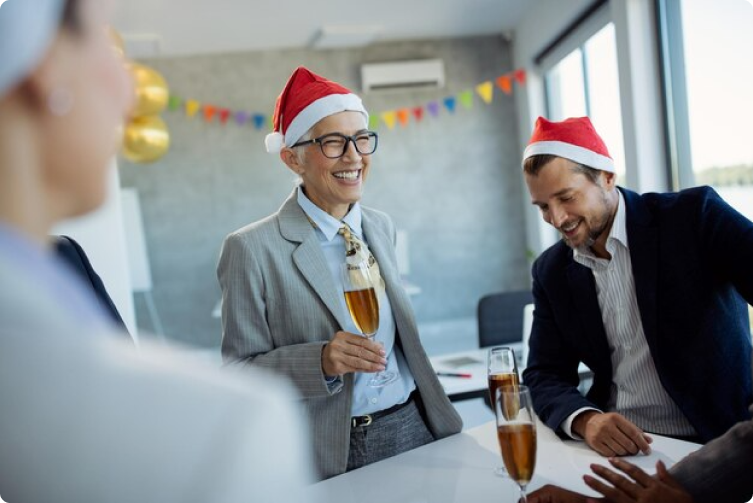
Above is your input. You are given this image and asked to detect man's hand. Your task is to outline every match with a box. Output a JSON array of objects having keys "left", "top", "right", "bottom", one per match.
[
  {"left": 526, "top": 484, "right": 592, "bottom": 503},
  {"left": 321, "top": 331, "right": 386, "bottom": 376},
  {"left": 573, "top": 411, "right": 653, "bottom": 456},
  {"left": 584, "top": 458, "right": 694, "bottom": 503}
]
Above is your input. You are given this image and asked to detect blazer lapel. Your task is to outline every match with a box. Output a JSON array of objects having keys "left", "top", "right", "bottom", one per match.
[
  {"left": 278, "top": 189, "right": 349, "bottom": 330},
  {"left": 622, "top": 188, "right": 659, "bottom": 352},
  {"left": 566, "top": 261, "right": 611, "bottom": 359}
]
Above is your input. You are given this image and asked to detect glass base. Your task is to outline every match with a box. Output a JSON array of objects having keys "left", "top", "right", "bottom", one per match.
[{"left": 368, "top": 370, "right": 398, "bottom": 388}]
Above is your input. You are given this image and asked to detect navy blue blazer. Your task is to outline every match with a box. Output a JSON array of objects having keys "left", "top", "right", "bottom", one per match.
[
  {"left": 54, "top": 235, "right": 130, "bottom": 338},
  {"left": 523, "top": 186, "right": 753, "bottom": 443}
]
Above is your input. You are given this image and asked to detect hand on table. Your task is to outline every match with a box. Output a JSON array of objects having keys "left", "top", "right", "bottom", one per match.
[
  {"left": 321, "top": 331, "right": 386, "bottom": 376},
  {"left": 584, "top": 458, "right": 694, "bottom": 503},
  {"left": 526, "top": 484, "right": 593, "bottom": 503},
  {"left": 573, "top": 412, "right": 653, "bottom": 456}
]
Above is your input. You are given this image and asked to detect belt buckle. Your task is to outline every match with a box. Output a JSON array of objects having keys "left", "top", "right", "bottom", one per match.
[{"left": 351, "top": 414, "right": 373, "bottom": 428}]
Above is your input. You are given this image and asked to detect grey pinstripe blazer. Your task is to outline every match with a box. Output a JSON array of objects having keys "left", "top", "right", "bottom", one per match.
[{"left": 218, "top": 188, "right": 462, "bottom": 479}]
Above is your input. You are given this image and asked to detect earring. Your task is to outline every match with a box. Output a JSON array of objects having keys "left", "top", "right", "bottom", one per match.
[{"left": 48, "top": 87, "right": 74, "bottom": 116}]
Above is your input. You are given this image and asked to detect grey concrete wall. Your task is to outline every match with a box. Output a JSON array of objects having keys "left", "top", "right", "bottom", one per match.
[{"left": 119, "top": 35, "right": 530, "bottom": 347}]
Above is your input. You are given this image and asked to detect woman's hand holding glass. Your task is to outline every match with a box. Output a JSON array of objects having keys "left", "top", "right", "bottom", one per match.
[{"left": 321, "top": 331, "right": 386, "bottom": 376}]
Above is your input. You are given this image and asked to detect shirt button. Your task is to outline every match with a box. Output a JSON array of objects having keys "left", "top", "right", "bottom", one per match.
[{"left": 370, "top": 397, "right": 378, "bottom": 404}]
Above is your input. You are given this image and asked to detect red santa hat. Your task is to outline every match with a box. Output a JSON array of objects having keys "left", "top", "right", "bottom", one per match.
[
  {"left": 264, "top": 66, "right": 368, "bottom": 153},
  {"left": 522, "top": 116, "right": 614, "bottom": 173}
]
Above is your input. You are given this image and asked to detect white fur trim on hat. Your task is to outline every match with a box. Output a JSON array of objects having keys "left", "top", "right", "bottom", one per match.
[
  {"left": 265, "top": 131, "right": 284, "bottom": 153},
  {"left": 284, "top": 93, "right": 368, "bottom": 148},
  {"left": 523, "top": 140, "right": 615, "bottom": 173},
  {"left": 0, "top": 0, "right": 65, "bottom": 98}
]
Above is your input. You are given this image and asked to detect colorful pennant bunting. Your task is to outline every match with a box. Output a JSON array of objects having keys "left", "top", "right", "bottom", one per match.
[{"left": 167, "top": 67, "right": 526, "bottom": 133}]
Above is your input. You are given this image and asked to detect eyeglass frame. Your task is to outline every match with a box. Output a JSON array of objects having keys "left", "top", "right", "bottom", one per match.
[{"left": 290, "top": 131, "right": 379, "bottom": 159}]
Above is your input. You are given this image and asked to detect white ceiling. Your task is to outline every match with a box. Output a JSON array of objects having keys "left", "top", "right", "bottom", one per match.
[{"left": 111, "top": 0, "right": 532, "bottom": 58}]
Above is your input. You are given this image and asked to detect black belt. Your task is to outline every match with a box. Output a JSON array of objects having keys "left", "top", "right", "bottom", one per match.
[{"left": 351, "top": 392, "right": 416, "bottom": 428}]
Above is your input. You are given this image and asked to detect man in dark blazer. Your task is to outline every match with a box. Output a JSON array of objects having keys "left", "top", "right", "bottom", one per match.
[
  {"left": 521, "top": 117, "right": 752, "bottom": 457},
  {"left": 54, "top": 235, "right": 130, "bottom": 337}
]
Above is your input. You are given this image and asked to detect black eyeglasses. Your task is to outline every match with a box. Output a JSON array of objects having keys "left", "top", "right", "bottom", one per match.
[{"left": 291, "top": 131, "right": 378, "bottom": 159}]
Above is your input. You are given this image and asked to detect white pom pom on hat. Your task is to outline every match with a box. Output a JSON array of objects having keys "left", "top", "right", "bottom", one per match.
[
  {"left": 522, "top": 116, "right": 615, "bottom": 173},
  {"left": 265, "top": 66, "right": 368, "bottom": 154}
]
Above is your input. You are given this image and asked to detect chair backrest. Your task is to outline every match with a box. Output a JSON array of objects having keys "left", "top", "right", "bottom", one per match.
[
  {"left": 477, "top": 290, "right": 534, "bottom": 348},
  {"left": 521, "top": 303, "right": 535, "bottom": 367}
]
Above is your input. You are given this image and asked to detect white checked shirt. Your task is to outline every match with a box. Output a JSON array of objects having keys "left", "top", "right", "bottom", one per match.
[{"left": 563, "top": 190, "right": 696, "bottom": 438}]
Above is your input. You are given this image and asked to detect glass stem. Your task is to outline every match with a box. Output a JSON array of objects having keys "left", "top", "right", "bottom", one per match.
[{"left": 519, "top": 484, "right": 528, "bottom": 503}]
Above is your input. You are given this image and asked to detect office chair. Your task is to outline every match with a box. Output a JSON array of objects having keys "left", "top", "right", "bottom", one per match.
[{"left": 477, "top": 290, "right": 533, "bottom": 348}]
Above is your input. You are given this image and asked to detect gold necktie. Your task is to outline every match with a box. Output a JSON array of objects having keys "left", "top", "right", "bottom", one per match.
[{"left": 339, "top": 223, "right": 385, "bottom": 294}]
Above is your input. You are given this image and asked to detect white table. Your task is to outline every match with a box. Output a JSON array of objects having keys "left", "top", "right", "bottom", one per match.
[
  {"left": 309, "top": 420, "right": 701, "bottom": 503},
  {"left": 430, "top": 345, "right": 593, "bottom": 402}
]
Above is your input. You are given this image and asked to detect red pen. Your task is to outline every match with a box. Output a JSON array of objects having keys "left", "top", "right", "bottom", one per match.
[{"left": 436, "top": 372, "right": 472, "bottom": 378}]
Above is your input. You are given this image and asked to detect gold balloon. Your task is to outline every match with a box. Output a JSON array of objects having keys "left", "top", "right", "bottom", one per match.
[
  {"left": 129, "top": 63, "right": 169, "bottom": 117},
  {"left": 121, "top": 115, "right": 170, "bottom": 163}
]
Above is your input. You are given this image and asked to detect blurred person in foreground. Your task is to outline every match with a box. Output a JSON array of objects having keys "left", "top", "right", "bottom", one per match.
[
  {"left": 218, "top": 66, "right": 461, "bottom": 479},
  {"left": 526, "top": 354, "right": 753, "bottom": 503},
  {"left": 522, "top": 116, "right": 752, "bottom": 455},
  {"left": 0, "top": 0, "right": 311, "bottom": 501}
]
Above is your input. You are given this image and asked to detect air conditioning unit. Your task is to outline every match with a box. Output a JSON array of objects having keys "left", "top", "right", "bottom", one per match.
[{"left": 361, "top": 59, "right": 445, "bottom": 93}]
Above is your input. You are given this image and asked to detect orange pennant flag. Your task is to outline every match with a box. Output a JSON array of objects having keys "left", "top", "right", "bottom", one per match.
[
  {"left": 203, "top": 105, "right": 216, "bottom": 122},
  {"left": 496, "top": 75, "right": 512, "bottom": 95},
  {"left": 381, "top": 111, "right": 397, "bottom": 130},
  {"left": 396, "top": 108, "right": 410, "bottom": 127},
  {"left": 476, "top": 81, "right": 494, "bottom": 104},
  {"left": 514, "top": 69, "right": 527, "bottom": 85},
  {"left": 185, "top": 99, "right": 200, "bottom": 118},
  {"left": 412, "top": 106, "right": 424, "bottom": 122},
  {"left": 219, "top": 108, "right": 231, "bottom": 124}
]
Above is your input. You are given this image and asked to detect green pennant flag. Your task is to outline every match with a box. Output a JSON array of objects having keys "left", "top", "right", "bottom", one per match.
[
  {"left": 168, "top": 95, "right": 182, "bottom": 111},
  {"left": 368, "top": 114, "right": 380, "bottom": 130},
  {"left": 459, "top": 90, "right": 474, "bottom": 109}
]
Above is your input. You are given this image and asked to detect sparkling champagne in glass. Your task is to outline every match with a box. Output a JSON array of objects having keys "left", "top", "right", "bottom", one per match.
[
  {"left": 494, "top": 385, "right": 537, "bottom": 503},
  {"left": 341, "top": 260, "right": 397, "bottom": 387},
  {"left": 487, "top": 346, "right": 520, "bottom": 476}
]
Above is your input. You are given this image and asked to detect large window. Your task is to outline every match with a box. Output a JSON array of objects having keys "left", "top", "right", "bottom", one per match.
[
  {"left": 544, "top": 23, "right": 627, "bottom": 180},
  {"left": 660, "top": 0, "right": 753, "bottom": 218}
]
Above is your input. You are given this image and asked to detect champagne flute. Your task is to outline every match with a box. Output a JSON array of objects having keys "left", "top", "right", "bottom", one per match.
[
  {"left": 487, "top": 346, "right": 520, "bottom": 476},
  {"left": 494, "top": 385, "right": 537, "bottom": 503},
  {"left": 341, "top": 260, "right": 398, "bottom": 387}
]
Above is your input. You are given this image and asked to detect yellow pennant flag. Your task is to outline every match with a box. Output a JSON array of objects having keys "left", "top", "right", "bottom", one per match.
[
  {"left": 476, "top": 81, "right": 494, "bottom": 104},
  {"left": 381, "top": 111, "right": 397, "bottom": 130},
  {"left": 185, "top": 99, "right": 200, "bottom": 118}
]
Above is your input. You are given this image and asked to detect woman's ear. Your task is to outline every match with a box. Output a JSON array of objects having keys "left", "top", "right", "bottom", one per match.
[{"left": 280, "top": 147, "right": 303, "bottom": 175}]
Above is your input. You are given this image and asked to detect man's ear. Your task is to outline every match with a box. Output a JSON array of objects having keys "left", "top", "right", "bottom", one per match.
[
  {"left": 601, "top": 170, "right": 617, "bottom": 189},
  {"left": 21, "top": 33, "right": 74, "bottom": 113}
]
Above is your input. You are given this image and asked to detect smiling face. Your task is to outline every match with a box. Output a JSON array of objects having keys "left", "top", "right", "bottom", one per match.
[
  {"left": 282, "top": 110, "right": 370, "bottom": 220},
  {"left": 525, "top": 157, "right": 618, "bottom": 255}
]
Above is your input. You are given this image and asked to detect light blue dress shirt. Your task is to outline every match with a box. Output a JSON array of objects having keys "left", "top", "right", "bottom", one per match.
[
  {"left": 0, "top": 223, "right": 115, "bottom": 334},
  {"left": 297, "top": 189, "right": 416, "bottom": 416}
]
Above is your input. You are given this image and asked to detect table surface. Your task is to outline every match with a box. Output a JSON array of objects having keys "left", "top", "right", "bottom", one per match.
[
  {"left": 430, "top": 345, "right": 592, "bottom": 399},
  {"left": 309, "top": 419, "right": 700, "bottom": 503}
]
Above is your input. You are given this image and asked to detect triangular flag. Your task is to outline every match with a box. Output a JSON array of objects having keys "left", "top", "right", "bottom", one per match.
[
  {"left": 412, "top": 106, "right": 424, "bottom": 122},
  {"left": 168, "top": 95, "right": 182, "bottom": 111},
  {"left": 459, "top": 90, "right": 474, "bottom": 109},
  {"left": 381, "top": 111, "right": 397, "bottom": 130},
  {"left": 514, "top": 69, "right": 527, "bottom": 85},
  {"left": 252, "top": 114, "right": 266, "bottom": 130},
  {"left": 496, "top": 75, "right": 512, "bottom": 95},
  {"left": 476, "top": 81, "right": 493, "bottom": 104},
  {"left": 203, "top": 105, "right": 216, "bottom": 122},
  {"left": 427, "top": 101, "right": 440, "bottom": 118},
  {"left": 396, "top": 108, "right": 410, "bottom": 127},
  {"left": 443, "top": 97, "right": 456, "bottom": 113},
  {"left": 368, "top": 114, "right": 380, "bottom": 130},
  {"left": 186, "top": 99, "right": 200, "bottom": 118},
  {"left": 219, "top": 108, "right": 231, "bottom": 125},
  {"left": 235, "top": 111, "right": 249, "bottom": 126}
]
